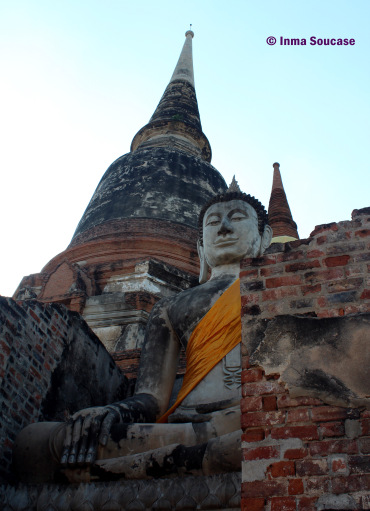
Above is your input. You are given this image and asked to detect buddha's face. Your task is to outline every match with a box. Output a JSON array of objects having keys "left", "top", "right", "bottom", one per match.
[{"left": 202, "top": 199, "right": 262, "bottom": 267}]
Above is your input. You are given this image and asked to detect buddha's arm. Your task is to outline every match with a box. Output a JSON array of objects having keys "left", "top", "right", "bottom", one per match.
[{"left": 61, "top": 299, "right": 180, "bottom": 466}]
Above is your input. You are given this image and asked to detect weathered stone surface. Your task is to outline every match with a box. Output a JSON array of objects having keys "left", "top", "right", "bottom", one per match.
[
  {"left": 245, "top": 314, "right": 370, "bottom": 409},
  {"left": 72, "top": 147, "right": 226, "bottom": 241},
  {"left": 0, "top": 472, "right": 241, "bottom": 510}
]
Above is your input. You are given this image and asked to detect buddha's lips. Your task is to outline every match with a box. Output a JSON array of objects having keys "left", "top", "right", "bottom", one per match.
[{"left": 213, "top": 238, "right": 238, "bottom": 246}]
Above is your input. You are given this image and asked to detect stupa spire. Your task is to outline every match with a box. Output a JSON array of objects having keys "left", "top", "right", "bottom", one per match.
[
  {"left": 130, "top": 30, "right": 211, "bottom": 161},
  {"left": 170, "top": 29, "right": 195, "bottom": 86},
  {"left": 268, "top": 162, "right": 299, "bottom": 242}
]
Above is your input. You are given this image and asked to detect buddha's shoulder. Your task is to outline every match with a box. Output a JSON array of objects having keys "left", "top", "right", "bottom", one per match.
[
  {"left": 165, "top": 277, "right": 237, "bottom": 337},
  {"left": 170, "top": 276, "right": 235, "bottom": 309}
]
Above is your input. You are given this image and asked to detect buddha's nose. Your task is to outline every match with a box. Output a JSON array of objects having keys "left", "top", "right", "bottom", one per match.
[{"left": 218, "top": 217, "right": 233, "bottom": 235}]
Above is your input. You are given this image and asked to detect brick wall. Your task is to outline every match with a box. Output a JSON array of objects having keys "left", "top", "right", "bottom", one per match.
[
  {"left": 241, "top": 207, "right": 370, "bottom": 320},
  {"left": 0, "top": 298, "right": 127, "bottom": 483},
  {"left": 240, "top": 358, "right": 370, "bottom": 510},
  {"left": 240, "top": 207, "right": 370, "bottom": 510}
]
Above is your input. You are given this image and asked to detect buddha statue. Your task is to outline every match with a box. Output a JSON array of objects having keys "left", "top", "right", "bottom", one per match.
[{"left": 14, "top": 180, "right": 272, "bottom": 483}]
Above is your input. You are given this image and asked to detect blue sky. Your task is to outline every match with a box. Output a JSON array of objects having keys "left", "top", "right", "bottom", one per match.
[{"left": 1, "top": 0, "right": 369, "bottom": 296}]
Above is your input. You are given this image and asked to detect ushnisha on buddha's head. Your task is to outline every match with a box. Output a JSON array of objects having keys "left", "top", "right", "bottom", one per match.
[{"left": 198, "top": 177, "right": 273, "bottom": 283}]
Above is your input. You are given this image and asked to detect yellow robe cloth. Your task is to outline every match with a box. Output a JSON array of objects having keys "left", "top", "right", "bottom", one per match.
[{"left": 157, "top": 278, "right": 241, "bottom": 423}]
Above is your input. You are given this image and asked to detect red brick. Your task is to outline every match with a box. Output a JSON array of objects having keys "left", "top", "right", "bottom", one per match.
[
  {"left": 284, "top": 448, "right": 308, "bottom": 460},
  {"left": 29, "top": 309, "right": 41, "bottom": 323},
  {"left": 0, "top": 340, "right": 11, "bottom": 356},
  {"left": 241, "top": 294, "right": 260, "bottom": 307},
  {"left": 5, "top": 320, "right": 18, "bottom": 336},
  {"left": 316, "top": 235, "right": 327, "bottom": 245},
  {"left": 29, "top": 366, "right": 41, "bottom": 380},
  {"left": 304, "top": 268, "right": 344, "bottom": 283},
  {"left": 240, "top": 268, "right": 259, "bottom": 278},
  {"left": 242, "top": 480, "right": 288, "bottom": 498},
  {"left": 269, "top": 460, "right": 295, "bottom": 478},
  {"left": 242, "top": 429, "right": 265, "bottom": 443},
  {"left": 271, "top": 496, "right": 296, "bottom": 511},
  {"left": 241, "top": 498, "right": 265, "bottom": 511},
  {"left": 262, "top": 287, "right": 299, "bottom": 302},
  {"left": 304, "top": 475, "right": 331, "bottom": 493},
  {"left": 242, "top": 381, "right": 285, "bottom": 397},
  {"left": 296, "top": 459, "right": 328, "bottom": 476},
  {"left": 266, "top": 275, "right": 302, "bottom": 289},
  {"left": 311, "top": 406, "right": 349, "bottom": 422},
  {"left": 241, "top": 396, "right": 263, "bottom": 412},
  {"left": 316, "top": 308, "right": 343, "bottom": 318},
  {"left": 309, "top": 439, "right": 358, "bottom": 456},
  {"left": 276, "top": 251, "right": 304, "bottom": 263},
  {"left": 243, "top": 445, "right": 280, "bottom": 461},
  {"left": 249, "top": 255, "right": 277, "bottom": 267},
  {"left": 360, "top": 289, "right": 370, "bottom": 299},
  {"left": 331, "top": 456, "right": 347, "bottom": 473},
  {"left": 359, "top": 437, "right": 370, "bottom": 453},
  {"left": 331, "top": 474, "right": 370, "bottom": 493},
  {"left": 307, "top": 249, "right": 325, "bottom": 258},
  {"left": 277, "top": 395, "right": 323, "bottom": 408},
  {"left": 301, "top": 284, "right": 321, "bottom": 295},
  {"left": 263, "top": 396, "right": 277, "bottom": 411},
  {"left": 243, "top": 368, "right": 265, "bottom": 382},
  {"left": 285, "top": 260, "right": 321, "bottom": 272},
  {"left": 265, "top": 373, "right": 280, "bottom": 381},
  {"left": 286, "top": 408, "right": 310, "bottom": 423},
  {"left": 4, "top": 332, "right": 14, "bottom": 346},
  {"left": 316, "top": 296, "right": 327, "bottom": 308},
  {"left": 311, "top": 223, "right": 338, "bottom": 236},
  {"left": 271, "top": 425, "right": 319, "bottom": 441},
  {"left": 288, "top": 478, "right": 304, "bottom": 495},
  {"left": 297, "top": 496, "right": 318, "bottom": 511},
  {"left": 319, "top": 421, "right": 345, "bottom": 438},
  {"left": 241, "top": 411, "right": 285, "bottom": 428},
  {"left": 355, "top": 229, "right": 370, "bottom": 237},
  {"left": 260, "top": 265, "right": 284, "bottom": 277}
]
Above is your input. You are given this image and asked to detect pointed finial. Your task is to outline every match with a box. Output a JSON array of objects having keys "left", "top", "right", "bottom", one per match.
[{"left": 227, "top": 176, "right": 241, "bottom": 193}]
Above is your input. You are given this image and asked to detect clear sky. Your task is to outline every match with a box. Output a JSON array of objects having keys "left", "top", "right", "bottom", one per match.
[{"left": 1, "top": 0, "right": 369, "bottom": 297}]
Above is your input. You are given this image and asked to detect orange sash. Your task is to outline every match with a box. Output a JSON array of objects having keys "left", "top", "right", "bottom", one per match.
[{"left": 157, "top": 278, "right": 241, "bottom": 423}]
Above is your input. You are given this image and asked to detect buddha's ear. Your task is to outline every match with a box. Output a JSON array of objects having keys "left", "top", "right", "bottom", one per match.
[
  {"left": 258, "top": 225, "right": 273, "bottom": 256},
  {"left": 197, "top": 240, "right": 210, "bottom": 284}
]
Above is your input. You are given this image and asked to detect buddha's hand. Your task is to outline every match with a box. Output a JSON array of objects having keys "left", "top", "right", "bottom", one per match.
[{"left": 60, "top": 404, "right": 122, "bottom": 467}]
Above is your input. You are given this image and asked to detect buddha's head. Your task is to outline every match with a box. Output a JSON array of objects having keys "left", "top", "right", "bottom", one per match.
[{"left": 198, "top": 178, "right": 272, "bottom": 283}]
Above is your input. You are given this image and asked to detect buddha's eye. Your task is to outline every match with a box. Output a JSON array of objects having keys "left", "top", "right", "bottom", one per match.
[
  {"left": 205, "top": 215, "right": 221, "bottom": 226},
  {"left": 206, "top": 219, "right": 220, "bottom": 226},
  {"left": 230, "top": 214, "right": 247, "bottom": 222}
]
